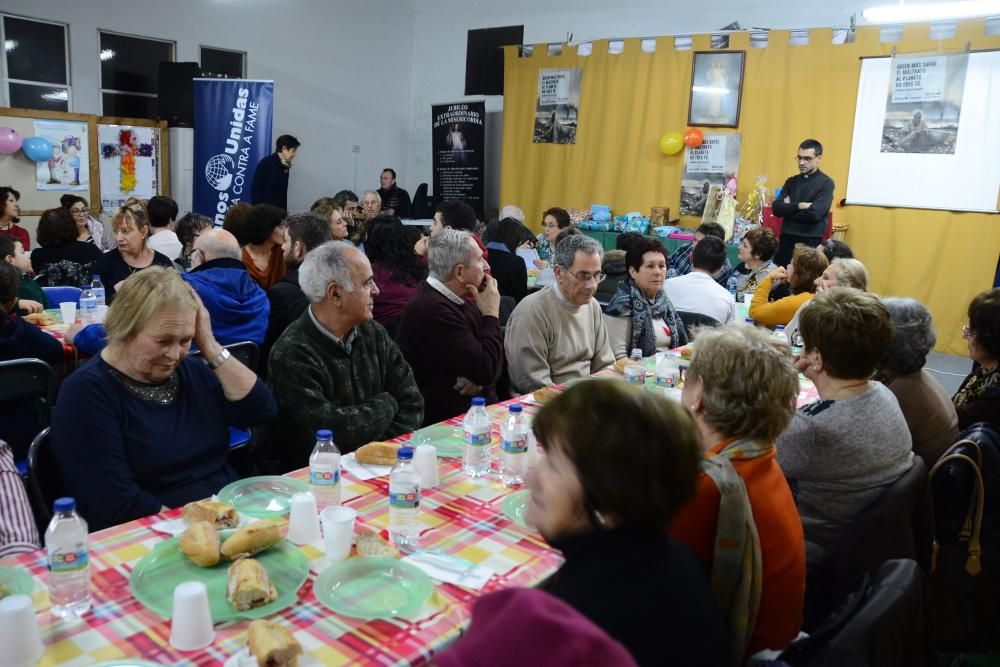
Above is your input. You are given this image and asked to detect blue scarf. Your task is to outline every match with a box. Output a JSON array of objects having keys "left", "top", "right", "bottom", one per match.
[{"left": 603, "top": 276, "right": 688, "bottom": 356}]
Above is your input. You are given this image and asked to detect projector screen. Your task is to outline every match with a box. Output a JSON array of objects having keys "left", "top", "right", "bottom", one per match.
[{"left": 846, "top": 51, "right": 1000, "bottom": 212}]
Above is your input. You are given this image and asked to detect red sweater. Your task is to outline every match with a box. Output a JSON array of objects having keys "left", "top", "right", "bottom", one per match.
[
  {"left": 670, "top": 440, "right": 806, "bottom": 655},
  {"left": 0, "top": 224, "right": 30, "bottom": 251}
]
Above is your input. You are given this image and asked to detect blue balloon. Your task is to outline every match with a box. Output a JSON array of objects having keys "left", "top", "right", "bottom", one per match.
[{"left": 21, "top": 136, "right": 54, "bottom": 162}]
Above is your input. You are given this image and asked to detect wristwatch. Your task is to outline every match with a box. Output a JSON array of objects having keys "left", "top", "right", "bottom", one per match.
[{"left": 207, "top": 347, "right": 231, "bottom": 370}]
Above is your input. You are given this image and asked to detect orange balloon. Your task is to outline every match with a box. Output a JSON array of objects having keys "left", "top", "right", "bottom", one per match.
[{"left": 684, "top": 128, "right": 704, "bottom": 148}]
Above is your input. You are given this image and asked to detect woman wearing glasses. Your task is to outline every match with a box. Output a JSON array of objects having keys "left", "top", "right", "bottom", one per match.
[
  {"left": 61, "top": 194, "right": 112, "bottom": 251},
  {"left": 533, "top": 207, "right": 572, "bottom": 270},
  {"left": 604, "top": 236, "right": 687, "bottom": 359},
  {"left": 954, "top": 288, "right": 1000, "bottom": 429}
]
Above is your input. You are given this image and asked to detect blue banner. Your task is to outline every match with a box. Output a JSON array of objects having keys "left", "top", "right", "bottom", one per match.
[{"left": 192, "top": 79, "right": 273, "bottom": 225}]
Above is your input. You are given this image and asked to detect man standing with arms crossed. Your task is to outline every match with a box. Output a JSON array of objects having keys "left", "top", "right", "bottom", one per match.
[{"left": 772, "top": 139, "right": 834, "bottom": 267}]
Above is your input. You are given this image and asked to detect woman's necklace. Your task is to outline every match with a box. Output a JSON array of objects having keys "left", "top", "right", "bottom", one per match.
[{"left": 106, "top": 365, "right": 180, "bottom": 404}]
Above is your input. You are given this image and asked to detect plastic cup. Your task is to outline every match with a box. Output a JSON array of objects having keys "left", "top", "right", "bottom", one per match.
[
  {"left": 286, "top": 492, "right": 320, "bottom": 545},
  {"left": 321, "top": 506, "right": 357, "bottom": 562},
  {"left": 0, "top": 594, "right": 44, "bottom": 666},
  {"left": 59, "top": 302, "right": 76, "bottom": 325},
  {"left": 414, "top": 444, "right": 439, "bottom": 489},
  {"left": 168, "top": 581, "right": 215, "bottom": 651},
  {"left": 95, "top": 305, "right": 109, "bottom": 323}
]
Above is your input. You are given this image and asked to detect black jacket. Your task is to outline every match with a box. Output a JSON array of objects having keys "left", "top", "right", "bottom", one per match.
[
  {"left": 263, "top": 267, "right": 308, "bottom": 377},
  {"left": 595, "top": 249, "right": 627, "bottom": 304},
  {"left": 484, "top": 244, "right": 527, "bottom": 303},
  {"left": 772, "top": 169, "right": 835, "bottom": 237},
  {"left": 376, "top": 185, "right": 411, "bottom": 218},
  {"left": 251, "top": 152, "right": 290, "bottom": 210}
]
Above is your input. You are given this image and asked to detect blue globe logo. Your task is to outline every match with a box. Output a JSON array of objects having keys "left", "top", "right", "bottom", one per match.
[{"left": 205, "top": 154, "right": 234, "bottom": 191}]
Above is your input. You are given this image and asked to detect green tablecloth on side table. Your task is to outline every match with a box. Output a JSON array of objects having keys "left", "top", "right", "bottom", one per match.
[{"left": 581, "top": 230, "right": 741, "bottom": 267}]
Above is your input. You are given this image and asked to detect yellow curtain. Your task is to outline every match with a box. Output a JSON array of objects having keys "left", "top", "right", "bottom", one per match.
[{"left": 501, "top": 21, "right": 1000, "bottom": 355}]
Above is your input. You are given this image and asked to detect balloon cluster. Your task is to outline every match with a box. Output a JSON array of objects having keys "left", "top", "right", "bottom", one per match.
[
  {"left": 659, "top": 128, "right": 704, "bottom": 155},
  {"left": 0, "top": 126, "right": 56, "bottom": 162}
]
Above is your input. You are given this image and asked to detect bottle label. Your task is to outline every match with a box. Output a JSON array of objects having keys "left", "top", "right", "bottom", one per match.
[
  {"left": 625, "top": 368, "right": 646, "bottom": 385},
  {"left": 49, "top": 548, "right": 88, "bottom": 572},
  {"left": 465, "top": 429, "right": 491, "bottom": 446},
  {"left": 310, "top": 465, "right": 340, "bottom": 486},
  {"left": 655, "top": 372, "right": 677, "bottom": 388},
  {"left": 502, "top": 436, "right": 527, "bottom": 454},
  {"left": 389, "top": 488, "right": 420, "bottom": 509}
]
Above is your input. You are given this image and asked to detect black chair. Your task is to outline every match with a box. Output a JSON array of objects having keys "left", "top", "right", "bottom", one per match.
[
  {"left": 410, "top": 182, "right": 431, "bottom": 219},
  {"left": 781, "top": 559, "right": 931, "bottom": 666},
  {"left": 190, "top": 341, "right": 260, "bottom": 374},
  {"left": 676, "top": 311, "right": 722, "bottom": 337},
  {"left": 0, "top": 358, "right": 57, "bottom": 467},
  {"left": 27, "top": 427, "right": 65, "bottom": 528}
]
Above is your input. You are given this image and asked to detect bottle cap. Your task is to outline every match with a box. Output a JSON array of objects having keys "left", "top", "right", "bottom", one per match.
[
  {"left": 397, "top": 446, "right": 414, "bottom": 460},
  {"left": 316, "top": 429, "right": 333, "bottom": 440},
  {"left": 509, "top": 404, "right": 522, "bottom": 413},
  {"left": 471, "top": 397, "right": 486, "bottom": 406},
  {"left": 53, "top": 497, "right": 75, "bottom": 512},
  {"left": 775, "top": 325, "right": 785, "bottom": 331}
]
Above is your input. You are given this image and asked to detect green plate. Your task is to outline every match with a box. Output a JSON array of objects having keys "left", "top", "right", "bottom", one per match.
[
  {"left": 217, "top": 475, "right": 310, "bottom": 518},
  {"left": 129, "top": 533, "right": 309, "bottom": 622},
  {"left": 314, "top": 557, "right": 433, "bottom": 620},
  {"left": 0, "top": 566, "right": 34, "bottom": 597},
  {"left": 502, "top": 490, "right": 532, "bottom": 528},
  {"left": 412, "top": 425, "right": 466, "bottom": 458}
]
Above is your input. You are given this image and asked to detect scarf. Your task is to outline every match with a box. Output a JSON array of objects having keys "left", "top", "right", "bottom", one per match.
[
  {"left": 603, "top": 276, "right": 688, "bottom": 356},
  {"left": 701, "top": 437, "right": 769, "bottom": 666}
]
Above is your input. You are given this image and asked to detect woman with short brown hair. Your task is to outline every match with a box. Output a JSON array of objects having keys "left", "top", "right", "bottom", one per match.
[
  {"left": 748, "top": 244, "right": 828, "bottom": 327},
  {"left": 30, "top": 207, "right": 103, "bottom": 288},
  {"left": 734, "top": 226, "right": 779, "bottom": 301}
]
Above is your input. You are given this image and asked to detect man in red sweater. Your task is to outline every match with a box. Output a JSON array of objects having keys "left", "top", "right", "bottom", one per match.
[{"left": 396, "top": 229, "right": 504, "bottom": 425}]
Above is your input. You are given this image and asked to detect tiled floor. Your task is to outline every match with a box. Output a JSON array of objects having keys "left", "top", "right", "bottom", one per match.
[{"left": 925, "top": 351, "right": 972, "bottom": 396}]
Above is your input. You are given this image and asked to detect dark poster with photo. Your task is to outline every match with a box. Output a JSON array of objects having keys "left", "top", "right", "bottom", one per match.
[{"left": 432, "top": 101, "right": 486, "bottom": 220}]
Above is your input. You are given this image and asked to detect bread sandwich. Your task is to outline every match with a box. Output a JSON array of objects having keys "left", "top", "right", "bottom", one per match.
[
  {"left": 23, "top": 313, "right": 56, "bottom": 326},
  {"left": 355, "top": 526, "right": 400, "bottom": 558},
  {"left": 532, "top": 386, "right": 560, "bottom": 405},
  {"left": 355, "top": 441, "right": 401, "bottom": 467},
  {"left": 182, "top": 499, "right": 239, "bottom": 529},
  {"left": 247, "top": 619, "right": 303, "bottom": 667},
  {"left": 221, "top": 520, "right": 282, "bottom": 560},
  {"left": 227, "top": 558, "right": 278, "bottom": 611},
  {"left": 178, "top": 520, "right": 221, "bottom": 567}
]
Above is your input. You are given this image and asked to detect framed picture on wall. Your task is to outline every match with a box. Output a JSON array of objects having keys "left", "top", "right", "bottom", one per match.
[{"left": 688, "top": 51, "right": 745, "bottom": 128}]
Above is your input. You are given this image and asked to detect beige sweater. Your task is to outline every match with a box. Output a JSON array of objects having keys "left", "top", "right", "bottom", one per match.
[{"left": 505, "top": 285, "right": 615, "bottom": 393}]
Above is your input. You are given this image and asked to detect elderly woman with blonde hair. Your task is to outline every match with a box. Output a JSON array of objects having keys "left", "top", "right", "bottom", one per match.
[
  {"left": 786, "top": 257, "right": 870, "bottom": 344},
  {"left": 670, "top": 325, "right": 806, "bottom": 661},
  {"left": 50, "top": 267, "right": 276, "bottom": 530}
]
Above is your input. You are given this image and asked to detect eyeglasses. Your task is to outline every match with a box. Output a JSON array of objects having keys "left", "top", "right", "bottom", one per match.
[
  {"left": 796, "top": 154, "right": 817, "bottom": 162},
  {"left": 565, "top": 270, "right": 606, "bottom": 284},
  {"left": 70, "top": 207, "right": 89, "bottom": 215}
]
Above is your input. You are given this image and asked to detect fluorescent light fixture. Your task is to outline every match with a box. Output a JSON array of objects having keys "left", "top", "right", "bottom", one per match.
[
  {"left": 692, "top": 86, "right": 730, "bottom": 94},
  {"left": 100, "top": 48, "right": 115, "bottom": 61},
  {"left": 862, "top": 0, "right": 1000, "bottom": 23},
  {"left": 41, "top": 90, "right": 69, "bottom": 102},
  {"left": 4, "top": 39, "right": 16, "bottom": 52}
]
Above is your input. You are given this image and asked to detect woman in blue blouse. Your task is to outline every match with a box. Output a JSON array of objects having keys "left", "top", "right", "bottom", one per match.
[{"left": 51, "top": 267, "right": 276, "bottom": 530}]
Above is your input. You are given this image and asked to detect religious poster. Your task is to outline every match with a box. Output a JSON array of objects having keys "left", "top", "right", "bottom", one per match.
[
  {"left": 881, "top": 53, "right": 967, "bottom": 155},
  {"left": 34, "top": 119, "right": 88, "bottom": 192},
  {"left": 98, "top": 125, "right": 159, "bottom": 211},
  {"left": 432, "top": 101, "right": 486, "bottom": 219},
  {"left": 533, "top": 68, "right": 582, "bottom": 144},
  {"left": 679, "top": 133, "right": 741, "bottom": 217}
]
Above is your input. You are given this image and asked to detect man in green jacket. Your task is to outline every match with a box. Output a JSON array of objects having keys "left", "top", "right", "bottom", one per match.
[{"left": 268, "top": 241, "right": 423, "bottom": 470}]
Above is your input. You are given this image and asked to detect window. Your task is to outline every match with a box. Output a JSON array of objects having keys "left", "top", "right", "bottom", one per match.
[
  {"left": 99, "top": 30, "right": 174, "bottom": 118},
  {"left": 1, "top": 14, "right": 70, "bottom": 111},
  {"left": 200, "top": 46, "right": 245, "bottom": 79}
]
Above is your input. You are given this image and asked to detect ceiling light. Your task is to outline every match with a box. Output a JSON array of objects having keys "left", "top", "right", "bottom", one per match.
[
  {"left": 862, "top": 0, "right": 1000, "bottom": 23},
  {"left": 100, "top": 48, "right": 115, "bottom": 61},
  {"left": 41, "top": 90, "right": 69, "bottom": 102},
  {"left": 4, "top": 40, "right": 16, "bottom": 52}
]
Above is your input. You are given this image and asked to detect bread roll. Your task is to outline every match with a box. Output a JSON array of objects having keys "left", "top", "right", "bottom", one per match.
[
  {"left": 227, "top": 559, "right": 277, "bottom": 611},
  {"left": 178, "top": 521, "right": 221, "bottom": 567},
  {"left": 247, "top": 619, "right": 303, "bottom": 667},
  {"left": 355, "top": 441, "right": 401, "bottom": 467},
  {"left": 532, "top": 386, "right": 560, "bottom": 405},
  {"left": 182, "top": 499, "right": 238, "bottom": 529},
  {"left": 355, "top": 527, "right": 400, "bottom": 558},
  {"left": 221, "top": 521, "right": 282, "bottom": 560}
]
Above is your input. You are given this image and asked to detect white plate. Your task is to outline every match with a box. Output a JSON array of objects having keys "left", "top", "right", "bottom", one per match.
[{"left": 223, "top": 647, "right": 319, "bottom": 667}]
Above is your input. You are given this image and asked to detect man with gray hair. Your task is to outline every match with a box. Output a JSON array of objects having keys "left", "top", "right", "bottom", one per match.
[
  {"left": 361, "top": 190, "right": 382, "bottom": 221},
  {"left": 268, "top": 241, "right": 423, "bottom": 465},
  {"left": 505, "top": 234, "right": 614, "bottom": 393},
  {"left": 396, "top": 229, "right": 503, "bottom": 425}
]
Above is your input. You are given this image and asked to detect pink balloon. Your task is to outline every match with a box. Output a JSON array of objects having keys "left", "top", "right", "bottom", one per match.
[{"left": 0, "top": 127, "right": 22, "bottom": 154}]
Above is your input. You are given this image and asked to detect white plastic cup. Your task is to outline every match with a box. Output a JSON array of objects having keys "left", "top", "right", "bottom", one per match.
[
  {"left": 0, "top": 594, "right": 44, "bottom": 666},
  {"left": 321, "top": 506, "right": 357, "bottom": 562},
  {"left": 169, "top": 581, "right": 215, "bottom": 652},
  {"left": 414, "top": 444, "right": 439, "bottom": 489},
  {"left": 58, "top": 302, "right": 76, "bottom": 325},
  {"left": 286, "top": 492, "right": 321, "bottom": 545},
  {"left": 95, "top": 305, "right": 109, "bottom": 323}
]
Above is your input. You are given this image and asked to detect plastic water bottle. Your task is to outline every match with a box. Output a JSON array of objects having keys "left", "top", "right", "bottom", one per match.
[
  {"left": 727, "top": 275, "right": 738, "bottom": 300},
  {"left": 388, "top": 446, "right": 420, "bottom": 551},
  {"left": 79, "top": 287, "right": 97, "bottom": 324},
  {"left": 790, "top": 330, "right": 804, "bottom": 357},
  {"left": 462, "top": 397, "right": 492, "bottom": 478},
  {"left": 90, "top": 276, "right": 105, "bottom": 307},
  {"left": 45, "top": 497, "right": 91, "bottom": 619},
  {"left": 774, "top": 325, "right": 789, "bottom": 347},
  {"left": 624, "top": 348, "right": 646, "bottom": 386},
  {"left": 500, "top": 404, "right": 529, "bottom": 487},
  {"left": 655, "top": 355, "right": 680, "bottom": 388},
  {"left": 309, "top": 429, "right": 341, "bottom": 506}
]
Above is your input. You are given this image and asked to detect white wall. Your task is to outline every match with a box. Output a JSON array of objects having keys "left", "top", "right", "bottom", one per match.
[
  {"left": 405, "top": 0, "right": 880, "bottom": 215},
  {"left": 2, "top": 0, "right": 415, "bottom": 215}
]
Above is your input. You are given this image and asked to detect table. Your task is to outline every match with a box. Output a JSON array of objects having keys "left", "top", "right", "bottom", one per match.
[
  {"left": 0, "top": 396, "right": 562, "bottom": 666},
  {"left": 581, "top": 229, "right": 741, "bottom": 267}
]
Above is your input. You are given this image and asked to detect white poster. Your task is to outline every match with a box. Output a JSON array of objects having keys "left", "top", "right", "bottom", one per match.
[
  {"left": 679, "top": 133, "right": 741, "bottom": 216},
  {"left": 882, "top": 53, "right": 967, "bottom": 155},
  {"left": 34, "top": 119, "right": 88, "bottom": 192},
  {"left": 98, "top": 125, "right": 159, "bottom": 211},
  {"left": 533, "top": 68, "right": 581, "bottom": 144},
  {"left": 686, "top": 135, "right": 728, "bottom": 173},
  {"left": 891, "top": 55, "right": 949, "bottom": 103}
]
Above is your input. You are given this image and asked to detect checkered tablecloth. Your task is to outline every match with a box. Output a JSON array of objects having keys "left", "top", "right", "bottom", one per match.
[{"left": 0, "top": 395, "right": 561, "bottom": 666}]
